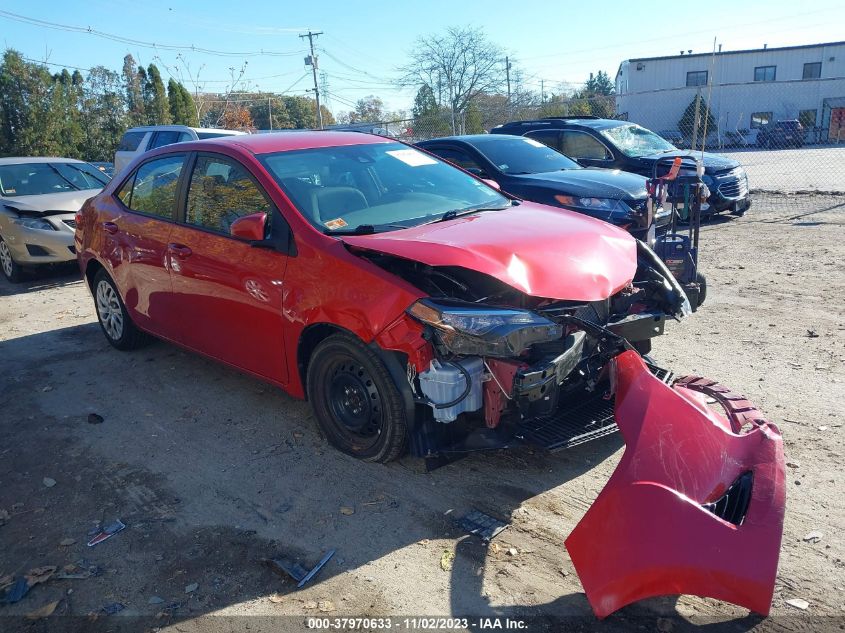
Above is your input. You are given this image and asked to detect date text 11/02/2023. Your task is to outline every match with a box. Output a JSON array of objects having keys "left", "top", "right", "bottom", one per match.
[{"left": 306, "top": 617, "right": 528, "bottom": 630}]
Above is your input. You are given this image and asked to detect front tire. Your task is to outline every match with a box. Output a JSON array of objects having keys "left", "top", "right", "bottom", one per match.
[
  {"left": 93, "top": 269, "right": 148, "bottom": 350},
  {"left": 0, "top": 236, "right": 24, "bottom": 283},
  {"left": 306, "top": 333, "right": 408, "bottom": 463}
]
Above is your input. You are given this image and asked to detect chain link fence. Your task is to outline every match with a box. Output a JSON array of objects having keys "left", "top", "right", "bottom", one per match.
[{"left": 358, "top": 90, "right": 844, "bottom": 215}]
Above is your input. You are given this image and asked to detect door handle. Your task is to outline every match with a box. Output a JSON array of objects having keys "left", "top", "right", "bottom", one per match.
[
  {"left": 102, "top": 221, "right": 118, "bottom": 235},
  {"left": 167, "top": 243, "right": 193, "bottom": 258}
]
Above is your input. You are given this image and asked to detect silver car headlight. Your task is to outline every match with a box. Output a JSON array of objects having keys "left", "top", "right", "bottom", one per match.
[
  {"left": 15, "top": 217, "right": 56, "bottom": 231},
  {"left": 407, "top": 299, "right": 563, "bottom": 357}
]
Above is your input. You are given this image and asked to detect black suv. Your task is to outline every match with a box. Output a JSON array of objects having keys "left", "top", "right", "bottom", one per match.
[
  {"left": 492, "top": 117, "right": 752, "bottom": 216},
  {"left": 756, "top": 120, "right": 804, "bottom": 149}
]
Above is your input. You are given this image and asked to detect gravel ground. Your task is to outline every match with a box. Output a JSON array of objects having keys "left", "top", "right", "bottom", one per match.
[{"left": 0, "top": 197, "right": 843, "bottom": 632}]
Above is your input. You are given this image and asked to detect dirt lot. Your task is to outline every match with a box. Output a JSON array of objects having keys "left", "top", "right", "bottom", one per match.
[{"left": 1, "top": 195, "right": 843, "bottom": 632}]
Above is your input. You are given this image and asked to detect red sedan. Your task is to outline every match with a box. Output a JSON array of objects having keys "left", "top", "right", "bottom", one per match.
[{"left": 75, "top": 132, "right": 784, "bottom": 618}]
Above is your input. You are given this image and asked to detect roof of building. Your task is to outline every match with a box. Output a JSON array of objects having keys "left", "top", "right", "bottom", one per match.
[{"left": 624, "top": 40, "right": 845, "bottom": 65}]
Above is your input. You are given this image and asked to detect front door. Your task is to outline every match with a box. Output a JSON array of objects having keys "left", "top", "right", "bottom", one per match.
[{"left": 167, "top": 153, "right": 289, "bottom": 383}]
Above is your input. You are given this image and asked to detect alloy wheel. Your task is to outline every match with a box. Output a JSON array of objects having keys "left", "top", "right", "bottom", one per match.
[
  {"left": 96, "top": 280, "right": 124, "bottom": 341},
  {"left": 0, "top": 240, "right": 13, "bottom": 278}
]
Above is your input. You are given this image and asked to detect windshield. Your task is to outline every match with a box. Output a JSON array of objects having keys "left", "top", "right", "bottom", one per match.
[
  {"left": 0, "top": 162, "right": 108, "bottom": 197},
  {"left": 600, "top": 124, "right": 676, "bottom": 157},
  {"left": 196, "top": 131, "right": 241, "bottom": 139},
  {"left": 260, "top": 142, "right": 510, "bottom": 233},
  {"left": 473, "top": 136, "right": 580, "bottom": 174}
]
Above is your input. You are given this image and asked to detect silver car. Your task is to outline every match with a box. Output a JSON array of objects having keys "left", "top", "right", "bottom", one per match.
[{"left": 0, "top": 157, "right": 108, "bottom": 282}]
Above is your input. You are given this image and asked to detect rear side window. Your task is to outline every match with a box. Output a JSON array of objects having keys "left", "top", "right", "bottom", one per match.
[
  {"left": 117, "top": 131, "right": 146, "bottom": 152},
  {"left": 149, "top": 131, "right": 192, "bottom": 150},
  {"left": 120, "top": 155, "right": 185, "bottom": 219},
  {"left": 186, "top": 155, "right": 271, "bottom": 235}
]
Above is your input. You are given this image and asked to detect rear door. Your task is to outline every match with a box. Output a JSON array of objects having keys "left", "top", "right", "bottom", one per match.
[
  {"left": 167, "top": 152, "right": 290, "bottom": 383},
  {"left": 108, "top": 153, "right": 187, "bottom": 339}
]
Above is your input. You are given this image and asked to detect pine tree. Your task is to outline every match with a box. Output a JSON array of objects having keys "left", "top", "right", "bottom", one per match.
[
  {"left": 144, "top": 64, "right": 171, "bottom": 125},
  {"left": 122, "top": 54, "right": 145, "bottom": 126}
]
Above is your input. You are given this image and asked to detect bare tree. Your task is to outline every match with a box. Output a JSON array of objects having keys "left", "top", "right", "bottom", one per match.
[{"left": 398, "top": 26, "right": 506, "bottom": 134}]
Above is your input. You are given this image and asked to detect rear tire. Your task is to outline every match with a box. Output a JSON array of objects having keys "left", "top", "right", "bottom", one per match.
[
  {"left": 0, "top": 236, "right": 24, "bottom": 283},
  {"left": 306, "top": 333, "right": 408, "bottom": 463},
  {"left": 93, "top": 269, "right": 148, "bottom": 350}
]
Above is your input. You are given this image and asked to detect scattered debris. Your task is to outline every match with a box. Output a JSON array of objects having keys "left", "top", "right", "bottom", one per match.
[
  {"left": 786, "top": 461, "right": 801, "bottom": 469},
  {"left": 262, "top": 549, "right": 335, "bottom": 589},
  {"left": 53, "top": 563, "right": 99, "bottom": 580},
  {"left": 559, "top": 569, "right": 570, "bottom": 577},
  {"left": 184, "top": 583, "right": 198, "bottom": 593},
  {"left": 268, "top": 593, "right": 284, "bottom": 604},
  {"left": 417, "top": 539, "right": 430, "bottom": 546},
  {"left": 806, "top": 329, "right": 819, "bottom": 338},
  {"left": 455, "top": 509, "right": 509, "bottom": 543},
  {"left": 318, "top": 600, "right": 335, "bottom": 612},
  {"left": 41, "top": 386, "right": 53, "bottom": 392},
  {"left": 42, "top": 477, "right": 57, "bottom": 488},
  {"left": 25, "top": 566, "right": 56, "bottom": 587},
  {"left": 1, "top": 578, "right": 31, "bottom": 604},
  {"left": 803, "top": 530, "right": 824, "bottom": 543},
  {"left": 785, "top": 598, "right": 809, "bottom": 610},
  {"left": 59, "top": 538, "right": 76, "bottom": 547},
  {"left": 490, "top": 543, "right": 501, "bottom": 555},
  {"left": 507, "top": 547, "right": 518, "bottom": 557},
  {"left": 102, "top": 602, "right": 125, "bottom": 615},
  {"left": 819, "top": 426, "right": 829, "bottom": 431},
  {"left": 87, "top": 519, "right": 125, "bottom": 547},
  {"left": 148, "top": 596, "right": 165, "bottom": 605},
  {"left": 304, "top": 600, "right": 318, "bottom": 609},
  {"left": 87, "top": 413, "right": 104, "bottom": 425},
  {"left": 339, "top": 506, "right": 355, "bottom": 516},
  {"left": 26, "top": 599, "right": 60, "bottom": 619},
  {"left": 440, "top": 549, "right": 455, "bottom": 571}
]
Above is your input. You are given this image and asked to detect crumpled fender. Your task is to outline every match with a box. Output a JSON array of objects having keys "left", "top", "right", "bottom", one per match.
[{"left": 565, "top": 351, "right": 786, "bottom": 618}]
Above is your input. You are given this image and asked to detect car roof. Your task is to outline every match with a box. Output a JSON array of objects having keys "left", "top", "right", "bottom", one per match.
[
  {"left": 496, "top": 118, "right": 630, "bottom": 131},
  {"left": 418, "top": 134, "right": 532, "bottom": 144},
  {"left": 0, "top": 157, "right": 86, "bottom": 165},
  {"left": 189, "top": 130, "right": 397, "bottom": 155},
  {"left": 124, "top": 125, "right": 247, "bottom": 135}
]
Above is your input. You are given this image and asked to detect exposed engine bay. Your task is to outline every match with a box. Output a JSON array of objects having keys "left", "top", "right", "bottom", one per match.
[{"left": 358, "top": 240, "right": 690, "bottom": 437}]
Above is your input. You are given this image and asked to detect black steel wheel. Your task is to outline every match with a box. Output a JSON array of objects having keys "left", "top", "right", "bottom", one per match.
[{"left": 307, "top": 333, "right": 407, "bottom": 462}]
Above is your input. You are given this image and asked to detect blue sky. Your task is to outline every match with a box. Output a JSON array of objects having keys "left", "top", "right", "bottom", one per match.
[{"left": 1, "top": 0, "right": 843, "bottom": 117}]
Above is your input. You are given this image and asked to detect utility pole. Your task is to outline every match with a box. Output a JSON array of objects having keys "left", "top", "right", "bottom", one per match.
[
  {"left": 540, "top": 79, "right": 545, "bottom": 104},
  {"left": 299, "top": 30, "right": 324, "bottom": 129},
  {"left": 505, "top": 56, "right": 511, "bottom": 103},
  {"left": 268, "top": 96, "right": 273, "bottom": 131}
]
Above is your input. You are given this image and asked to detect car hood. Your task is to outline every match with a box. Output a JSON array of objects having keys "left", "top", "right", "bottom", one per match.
[
  {"left": 1, "top": 189, "right": 101, "bottom": 214},
  {"left": 341, "top": 201, "right": 637, "bottom": 302},
  {"left": 512, "top": 168, "right": 648, "bottom": 199},
  {"left": 641, "top": 150, "right": 739, "bottom": 173}
]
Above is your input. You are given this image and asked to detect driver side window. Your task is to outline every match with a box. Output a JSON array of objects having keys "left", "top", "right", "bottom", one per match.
[
  {"left": 186, "top": 155, "right": 271, "bottom": 236},
  {"left": 560, "top": 131, "right": 611, "bottom": 160},
  {"left": 429, "top": 147, "right": 487, "bottom": 176}
]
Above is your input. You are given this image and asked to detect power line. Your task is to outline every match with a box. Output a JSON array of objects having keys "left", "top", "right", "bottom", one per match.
[
  {"left": 299, "top": 31, "right": 323, "bottom": 129},
  {"left": 0, "top": 9, "right": 306, "bottom": 58}
]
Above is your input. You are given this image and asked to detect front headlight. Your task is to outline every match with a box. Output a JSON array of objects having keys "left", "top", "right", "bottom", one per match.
[
  {"left": 14, "top": 217, "right": 56, "bottom": 231},
  {"left": 555, "top": 195, "right": 617, "bottom": 211},
  {"left": 407, "top": 299, "right": 563, "bottom": 357}
]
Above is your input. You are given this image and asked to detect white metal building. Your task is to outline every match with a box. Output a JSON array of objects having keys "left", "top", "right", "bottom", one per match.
[{"left": 615, "top": 41, "right": 845, "bottom": 144}]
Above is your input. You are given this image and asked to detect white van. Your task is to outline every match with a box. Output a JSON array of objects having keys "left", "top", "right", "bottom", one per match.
[{"left": 114, "top": 125, "right": 247, "bottom": 175}]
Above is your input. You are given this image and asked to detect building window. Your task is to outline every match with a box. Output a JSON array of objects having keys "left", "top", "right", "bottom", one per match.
[
  {"left": 754, "top": 66, "right": 776, "bottom": 82},
  {"left": 751, "top": 112, "right": 772, "bottom": 129},
  {"left": 803, "top": 62, "right": 822, "bottom": 79},
  {"left": 799, "top": 109, "right": 817, "bottom": 128},
  {"left": 686, "top": 71, "right": 708, "bottom": 87}
]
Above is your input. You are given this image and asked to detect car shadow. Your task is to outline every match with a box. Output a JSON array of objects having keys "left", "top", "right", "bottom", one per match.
[
  {"left": 0, "top": 262, "right": 83, "bottom": 297},
  {"left": 0, "top": 322, "right": 759, "bottom": 631}
]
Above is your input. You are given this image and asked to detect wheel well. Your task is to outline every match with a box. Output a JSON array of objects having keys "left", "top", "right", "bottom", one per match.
[
  {"left": 297, "top": 323, "right": 348, "bottom": 398},
  {"left": 84, "top": 259, "right": 105, "bottom": 292}
]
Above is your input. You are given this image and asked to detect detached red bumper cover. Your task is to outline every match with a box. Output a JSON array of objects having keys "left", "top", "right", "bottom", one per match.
[{"left": 566, "top": 351, "right": 786, "bottom": 618}]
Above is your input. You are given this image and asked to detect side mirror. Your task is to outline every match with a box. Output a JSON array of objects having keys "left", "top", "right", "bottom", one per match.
[
  {"left": 230, "top": 212, "right": 267, "bottom": 241},
  {"left": 482, "top": 178, "right": 501, "bottom": 190}
]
